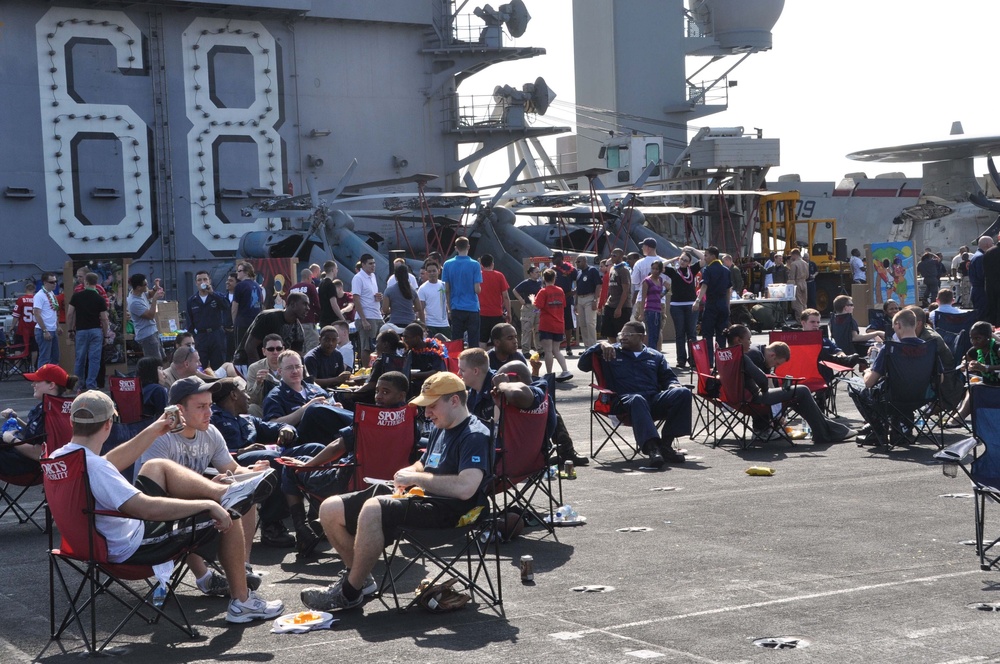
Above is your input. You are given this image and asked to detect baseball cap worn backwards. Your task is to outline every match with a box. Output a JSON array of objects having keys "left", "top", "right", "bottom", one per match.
[
  {"left": 70, "top": 391, "right": 118, "bottom": 424},
  {"left": 409, "top": 372, "right": 466, "bottom": 407}
]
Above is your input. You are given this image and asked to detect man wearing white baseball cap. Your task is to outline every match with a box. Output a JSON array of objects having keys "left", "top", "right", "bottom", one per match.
[
  {"left": 300, "top": 371, "right": 491, "bottom": 612},
  {"left": 50, "top": 390, "right": 283, "bottom": 624}
]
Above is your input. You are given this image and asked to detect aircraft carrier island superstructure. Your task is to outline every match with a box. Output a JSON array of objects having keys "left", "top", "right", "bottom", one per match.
[{"left": 0, "top": 0, "right": 563, "bottom": 297}]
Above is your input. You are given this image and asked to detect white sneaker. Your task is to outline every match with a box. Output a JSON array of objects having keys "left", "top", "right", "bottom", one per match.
[
  {"left": 220, "top": 469, "right": 276, "bottom": 514},
  {"left": 226, "top": 590, "right": 284, "bottom": 624},
  {"left": 555, "top": 371, "right": 574, "bottom": 382}
]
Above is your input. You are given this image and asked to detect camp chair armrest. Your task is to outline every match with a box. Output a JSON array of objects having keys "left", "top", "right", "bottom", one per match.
[
  {"left": 821, "top": 361, "right": 852, "bottom": 373},
  {"left": 934, "top": 436, "right": 978, "bottom": 463},
  {"left": 0, "top": 431, "right": 47, "bottom": 448},
  {"left": 591, "top": 385, "right": 617, "bottom": 397}
]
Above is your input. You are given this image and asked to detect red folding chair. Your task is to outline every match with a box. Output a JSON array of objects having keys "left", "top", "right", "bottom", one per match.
[
  {"left": 109, "top": 376, "right": 144, "bottom": 425},
  {"left": 290, "top": 404, "right": 418, "bottom": 503},
  {"left": 688, "top": 339, "right": 721, "bottom": 439},
  {"left": 713, "top": 345, "right": 795, "bottom": 449},
  {"left": 587, "top": 356, "right": 649, "bottom": 462},
  {"left": 492, "top": 393, "right": 559, "bottom": 540},
  {"left": 43, "top": 449, "right": 207, "bottom": 654},
  {"left": 443, "top": 339, "right": 463, "bottom": 375},
  {"left": 0, "top": 433, "right": 46, "bottom": 531},
  {"left": 0, "top": 330, "right": 32, "bottom": 380},
  {"left": 349, "top": 404, "right": 417, "bottom": 491},
  {"left": 44, "top": 394, "right": 75, "bottom": 456}
]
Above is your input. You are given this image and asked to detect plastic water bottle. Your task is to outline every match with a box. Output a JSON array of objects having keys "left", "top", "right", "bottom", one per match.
[{"left": 152, "top": 583, "right": 167, "bottom": 608}]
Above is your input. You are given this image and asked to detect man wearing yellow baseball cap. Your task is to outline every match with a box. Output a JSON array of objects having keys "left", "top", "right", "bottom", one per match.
[{"left": 300, "top": 371, "right": 491, "bottom": 612}]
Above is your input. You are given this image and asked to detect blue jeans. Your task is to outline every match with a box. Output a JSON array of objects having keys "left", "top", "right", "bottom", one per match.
[
  {"left": 669, "top": 304, "right": 698, "bottom": 366},
  {"left": 644, "top": 310, "right": 662, "bottom": 348},
  {"left": 35, "top": 326, "right": 59, "bottom": 368},
  {"left": 74, "top": 328, "right": 103, "bottom": 390}
]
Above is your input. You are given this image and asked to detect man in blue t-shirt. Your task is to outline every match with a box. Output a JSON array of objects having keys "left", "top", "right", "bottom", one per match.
[
  {"left": 300, "top": 372, "right": 490, "bottom": 612},
  {"left": 442, "top": 236, "right": 483, "bottom": 348}
]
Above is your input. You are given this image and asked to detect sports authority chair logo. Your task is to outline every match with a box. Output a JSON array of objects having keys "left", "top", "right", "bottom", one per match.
[
  {"left": 377, "top": 409, "right": 407, "bottom": 427},
  {"left": 118, "top": 379, "right": 137, "bottom": 391},
  {"left": 61, "top": 401, "right": 73, "bottom": 414},
  {"left": 44, "top": 460, "right": 69, "bottom": 481},
  {"left": 717, "top": 349, "right": 734, "bottom": 362}
]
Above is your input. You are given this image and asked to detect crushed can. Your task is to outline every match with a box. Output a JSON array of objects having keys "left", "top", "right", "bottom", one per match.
[{"left": 164, "top": 405, "right": 185, "bottom": 433}]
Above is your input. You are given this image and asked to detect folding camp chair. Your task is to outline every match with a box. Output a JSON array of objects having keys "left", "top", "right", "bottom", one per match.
[
  {"left": 44, "top": 394, "right": 75, "bottom": 454},
  {"left": 377, "top": 430, "right": 502, "bottom": 616},
  {"left": 290, "top": 404, "right": 417, "bottom": 505},
  {"left": 443, "top": 339, "right": 463, "bottom": 375},
  {"left": 0, "top": 395, "right": 74, "bottom": 531},
  {"left": 492, "top": 393, "right": 559, "bottom": 541},
  {"left": 868, "top": 340, "right": 942, "bottom": 448},
  {"left": 0, "top": 433, "right": 46, "bottom": 531},
  {"left": 935, "top": 384, "right": 1000, "bottom": 570},
  {"left": 830, "top": 311, "right": 876, "bottom": 357},
  {"left": 935, "top": 310, "right": 976, "bottom": 339},
  {"left": 688, "top": 339, "right": 721, "bottom": 439},
  {"left": 109, "top": 375, "right": 144, "bottom": 425},
  {"left": 0, "top": 331, "right": 32, "bottom": 380},
  {"left": 769, "top": 330, "right": 827, "bottom": 395},
  {"left": 588, "top": 356, "right": 642, "bottom": 461},
  {"left": 43, "top": 449, "right": 209, "bottom": 654},
  {"left": 712, "top": 345, "right": 795, "bottom": 449}
]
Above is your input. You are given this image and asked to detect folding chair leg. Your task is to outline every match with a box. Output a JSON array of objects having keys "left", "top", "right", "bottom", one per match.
[{"left": 0, "top": 481, "right": 45, "bottom": 531}]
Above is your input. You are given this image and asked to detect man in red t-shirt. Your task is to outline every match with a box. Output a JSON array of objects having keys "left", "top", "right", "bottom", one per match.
[
  {"left": 11, "top": 282, "right": 38, "bottom": 366},
  {"left": 289, "top": 267, "right": 322, "bottom": 353},
  {"left": 476, "top": 254, "right": 510, "bottom": 348},
  {"left": 534, "top": 268, "right": 573, "bottom": 381}
]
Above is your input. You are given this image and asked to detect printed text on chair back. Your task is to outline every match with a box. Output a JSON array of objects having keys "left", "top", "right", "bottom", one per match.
[
  {"left": 109, "top": 376, "right": 143, "bottom": 424},
  {"left": 41, "top": 449, "right": 108, "bottom": 561},
  {"left": 43, "top": 394, "right": 75, "bottom": 457},
  {"left": 352, "top": 404, "right": 415, "bottom": 491}
]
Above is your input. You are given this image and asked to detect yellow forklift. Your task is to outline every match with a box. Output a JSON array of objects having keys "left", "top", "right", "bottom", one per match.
[{"left": 753, "top": 191, "right": 852, "bottom": 315}]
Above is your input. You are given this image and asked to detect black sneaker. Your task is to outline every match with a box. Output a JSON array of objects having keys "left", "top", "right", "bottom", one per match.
[
  {"left": 260, "top": 521, "right": 295, "bottom": 548},
  {"left": 295, "top": 526, "right": 321, "bottom": 559}
]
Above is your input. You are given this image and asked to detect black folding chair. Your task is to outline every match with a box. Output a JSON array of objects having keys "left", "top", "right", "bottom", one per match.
[
  {"left": 875, "top": 340, "right": 942, "bottom": 448},
  {"left": 376, "top": 430, "right": 503, "bottom": 616},
  {"left": 935, "top": 384, "right": 1000, "bottom": 570}
]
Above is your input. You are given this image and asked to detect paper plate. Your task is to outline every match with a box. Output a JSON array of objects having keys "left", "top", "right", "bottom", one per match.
[
  {"left": 544, "top": 515, "right": 587, "bottom": 527},
  {"left": 275, "top": 611, "right": 333, "bottom": 629}
]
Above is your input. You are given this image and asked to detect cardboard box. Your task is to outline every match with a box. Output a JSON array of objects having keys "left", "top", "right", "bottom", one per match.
[{"left": 157, "top": 301, "right": 181, "bottom": 335}]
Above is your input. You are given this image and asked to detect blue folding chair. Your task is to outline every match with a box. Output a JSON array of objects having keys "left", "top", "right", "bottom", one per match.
[{"left": 935, "top": 384, "right": 1000, "bottom": 570}]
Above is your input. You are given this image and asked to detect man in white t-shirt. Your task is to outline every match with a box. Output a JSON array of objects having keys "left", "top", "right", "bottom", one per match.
[
  {"left": 418, "top": 260, "right": 451, "bottom": 337},
  {"left": 50, "top": 390, "right": 283, "bottom": 624},
  {"left": 140, "top": 377, "right": 272, "bottom": 599},
  {"left": 352, "top": 253, "right": 383, "bottom": 367},
  {"left": 32, "top": 271, "right": 61, "bottom": 367},
  {"left": 333, "top": 321, "right": 354, "bottom": 371}
]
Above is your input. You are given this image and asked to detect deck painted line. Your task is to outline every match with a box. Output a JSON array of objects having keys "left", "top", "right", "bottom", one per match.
[{"left": 588, "top": 569, "right": 980, "bottom": 633}]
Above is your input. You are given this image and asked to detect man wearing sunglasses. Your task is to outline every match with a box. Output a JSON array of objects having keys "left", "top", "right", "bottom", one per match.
[
  {"left": 579, "top": 320, "right": 692, "bottom": 468},
  {"left": 32, "top": 272, "right": 63, "bottom": 367},
  {"left": 245, "top": 333, "right": 284, "bottom": 417}
]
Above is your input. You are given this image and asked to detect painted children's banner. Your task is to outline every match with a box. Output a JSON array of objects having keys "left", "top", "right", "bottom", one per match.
[{"left": 870, "top": 241, "right": 916, "bottom": 306}]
